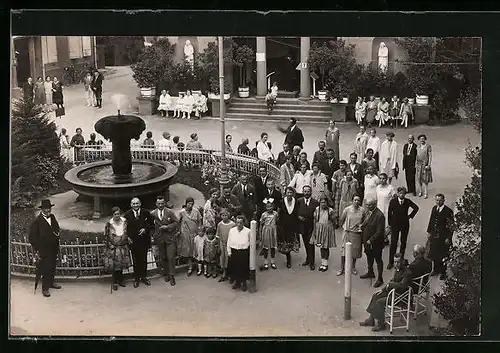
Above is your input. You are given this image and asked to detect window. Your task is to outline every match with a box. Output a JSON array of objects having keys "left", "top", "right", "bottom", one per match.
[
  {"left": 42, "top": 36, "right": 58, "bottom": 63},
  {"left": 82, "top": 37, "right": 92, "bottom": 57},
  {"left": 68, "top": 36, "right": 83, "bottom": 59}
]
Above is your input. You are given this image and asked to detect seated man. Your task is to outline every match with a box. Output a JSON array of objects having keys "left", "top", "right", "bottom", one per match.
[{"left": 359, "top": 244, "right": 432, "bottom": 332}]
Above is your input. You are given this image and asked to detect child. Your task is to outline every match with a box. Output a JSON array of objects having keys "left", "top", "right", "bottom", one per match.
[
  {"left": 193, "top": 228, "right": 205, "bottom": 276},
  {"left": 310, "top": 196, "right": 336, "bottom": 272},
  {"left": 216, "top": 209, "right": 235, "bottom": 282},
  {"left": 265, "top": 88, "right": 274, "bottom": 115},
  {"left": 173, "top": 93, "right": 185, "bottom": 118},
  {"left": 259, "top": 199, "right": 278, "bottom": 271},
  {"left": 203, "top": 227, "right": 219, "bottom": 278}
]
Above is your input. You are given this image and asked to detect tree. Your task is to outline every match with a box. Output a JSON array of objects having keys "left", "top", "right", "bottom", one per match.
[
  {"left": 432, "top": 90, "right": 481, "bottom": 336},
  {"left": 197, "top": 38, "right": 236, "bottom": 94},
  {"left": 234, "top": 44, "right": 255, "bottom": 87},
  {"left": 97, "top": 36, "right": 145, "bottom": 65},
  {"left": 11, "top": 97, "right": 63, "bottom": 208}
]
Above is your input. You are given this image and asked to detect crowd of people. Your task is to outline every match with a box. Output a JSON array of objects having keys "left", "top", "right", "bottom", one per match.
[
  {"left": 157, "top": 89, "right": 208, "bottom": 119},
  {"left": 355, "top": 95, "right": 414, "bottom": 129}
]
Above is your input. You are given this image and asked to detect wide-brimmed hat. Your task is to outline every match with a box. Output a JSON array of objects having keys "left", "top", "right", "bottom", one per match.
[
  {"left": 163, "top": 132, "right": 171, "bottom": 139},
  {"left": 38, "top": 199, "right": 55, "bottom": 209}
]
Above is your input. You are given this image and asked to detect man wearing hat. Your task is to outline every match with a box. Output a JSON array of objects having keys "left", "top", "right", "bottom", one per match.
[
  {"left": 157, "top": 131, "right": 173, "bottom": 151},
  {"left": 28, "top": 199, "right": 62, "bottom": 297}
]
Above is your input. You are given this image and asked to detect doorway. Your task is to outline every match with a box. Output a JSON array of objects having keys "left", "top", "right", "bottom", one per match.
[
  {"left": 266, "top": 37, "right": 300, "bottom": 92},
  {"left": 14, "top": 38, "right": 32, "bottom": 87}
]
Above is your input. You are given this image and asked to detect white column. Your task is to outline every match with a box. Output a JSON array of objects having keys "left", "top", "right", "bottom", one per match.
[
  {"left": 299, "top": 37, "right": 311, "bottom": 99},
  {"left": 256, "top": 37, "right": 267, "bottom": 97}
]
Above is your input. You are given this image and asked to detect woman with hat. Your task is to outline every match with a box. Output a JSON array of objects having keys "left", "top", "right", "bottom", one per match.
[
  {"left": 28, "top": 199, "right": 61, "bottom": 298},
  {"left": 186, "top": 133, "right": 203, "bottom": 150},
  {"left": 157, "top": 131, "right": 173, "bottom": 151}
]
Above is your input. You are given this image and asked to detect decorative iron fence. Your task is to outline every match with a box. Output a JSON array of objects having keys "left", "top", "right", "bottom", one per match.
[{"left": 12, "top": 147, "right": 280, "bottom": 279}]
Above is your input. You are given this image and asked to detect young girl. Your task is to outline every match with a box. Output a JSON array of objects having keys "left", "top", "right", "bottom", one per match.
[
  {"left": 259, "top": 199, "right": 278, "bottom": 270},
  {"left": 216, "top": 209, "right": 235, "bottom": 282},
  {"left": 193, "top": 228, "right": 205, "bottom": 276},
  {"left": 173, "top": 93, "right": 185, "bottom": 118},
  {"left": 203, "top": 227, "right": 219, "bottom": 278},
  {"left": 310, "top": 197, "right": 336, "bottom": 272}
]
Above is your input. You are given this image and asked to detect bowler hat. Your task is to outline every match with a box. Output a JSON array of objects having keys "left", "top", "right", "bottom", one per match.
[{"left": 39, "top": 199, "right": 55, "bottom": 209}]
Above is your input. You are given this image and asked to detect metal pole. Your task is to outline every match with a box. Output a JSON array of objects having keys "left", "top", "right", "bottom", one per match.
[
  {"left": 249, "top": 220, "right": 257, "bottom": 293},
  {"left": 344, "top": 242, "right": 352, "bottom": 320},
  {"left": 218, "top": 36, "right": 226, "bottom": 196},
  {"left": 93, "top": 36, "right": 98, "bottom": 69}
]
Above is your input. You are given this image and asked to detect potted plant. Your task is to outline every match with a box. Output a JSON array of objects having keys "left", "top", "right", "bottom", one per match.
[
  {"left": 208, "top": 78, "right": 232, "bottom": 101},
  {"left": 318, "top": 87, "right": 328, "bottom": 101},
  {"left": 131, "top": 46, "right": 163, "bottom": 97},
  {"left": 234, "top": 44, "right": 254, "bottom": 98}
]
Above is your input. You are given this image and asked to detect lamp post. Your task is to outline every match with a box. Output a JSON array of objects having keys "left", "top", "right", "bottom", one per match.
[{"left": 218, "top": 36, "right": 228, "bottom": 195}]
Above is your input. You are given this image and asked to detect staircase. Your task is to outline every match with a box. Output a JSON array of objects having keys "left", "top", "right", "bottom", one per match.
[{"left": 225, "top": 94, "right": 333, "bottom": 123}]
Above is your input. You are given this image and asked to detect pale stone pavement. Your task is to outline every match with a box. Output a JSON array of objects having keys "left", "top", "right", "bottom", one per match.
[{"left": 10, "top": 66, "right": 480, "bottom": 337}]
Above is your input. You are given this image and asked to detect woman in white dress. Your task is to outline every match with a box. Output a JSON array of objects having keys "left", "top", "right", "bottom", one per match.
[
  {"left": 354, "top": 125, "right": 369, "bottom": 163},
  {"left": 173, "top": 93, "right": 185, "bottom": 118},
  {"left": 194, "top": 93, "right": 208, "bottom": 118},
  {"left": 44, "top": 76, "right": 53, "bottom": 108},
  {"left": 355, "top": 97, "right": 367, "bottom": 125},
  {"left": 182, "top": 90, "right": 195, "bottom": 119},
  {"left": 375, "top": 172, "right": 396, "bottom": 227},
  {"left": 158, "top": 90, "right": 172, "bottom": 117},
  {"left": 376, "top": 97, "right": 389, "bottom": 127},
  {"left": 59, "top": 128, "right": 72, "bottom": 162},
  {"left": 257, "top": 132, "right": 274, "bottom": 162},
  {"left": 365, "top": 128, "right": 381, "bottom": 167},
  {"left": 363, "top": 165, "right": 379, "bottom": 206}
]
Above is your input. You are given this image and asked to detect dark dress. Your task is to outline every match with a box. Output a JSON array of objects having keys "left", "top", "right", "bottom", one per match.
[
  {"left": 52, "top": 81, "right": 64, "bottom": 106},
  {"left": 277, "top": 197, "right": 300, "bottom": 254}
]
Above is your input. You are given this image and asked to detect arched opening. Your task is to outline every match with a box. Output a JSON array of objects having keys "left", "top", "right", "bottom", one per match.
[{"left": 371, "top": 37, "right": 397, "bottom": 75}]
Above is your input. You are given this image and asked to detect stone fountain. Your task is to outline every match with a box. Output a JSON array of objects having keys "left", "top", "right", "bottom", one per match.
[{"left": 64, "top": 108, "right": 177, "bottom": 219}]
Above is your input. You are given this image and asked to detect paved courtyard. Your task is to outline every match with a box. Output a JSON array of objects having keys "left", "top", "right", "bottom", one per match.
[{"left": 10, "top": 66, "right": 480, "bottom": 336}]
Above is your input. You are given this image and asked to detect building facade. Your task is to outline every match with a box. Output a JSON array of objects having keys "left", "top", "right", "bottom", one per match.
[
  {"left": 11, "top": 36, "right": 97, "bottom": 90},
  {"left": 147, "top": 36, "right": 408, "bottom": 96}
]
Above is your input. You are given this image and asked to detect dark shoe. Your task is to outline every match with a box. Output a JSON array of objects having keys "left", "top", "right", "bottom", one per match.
[
  {"left": 204, "top": 272, "right": 210, "bottom": 278},
  {"left": 372, "top": 323, "right": 387, "bottom": 332},
  {"left": 373, "top": 279, "right": 384, "bottom": 288},
  {"left": 439, "top": 273, "right": 447, "bottom": 280},
  {"left": 301, "top": 261, "right": 309, "bottom": 267},
  {"left": 387, "top": 264, "right": 394, "bottom": 270},
  {"left": 212, "top": 272, "right": 218, "bottom": 278},
  {"left": 42, "top": 289, "right": 51, "bottom": 297},
  {"left": 260, "top": 264, "right": 269, "bottom": 271},
  {"left": 164, "top": 276, "right": 170, "bottom": 282},
  {"left": 170, "top": 277, "right": 176, "bottom": 286},
  {"left": 112, "top": 283, "right": 118, "bottom": 291},
  {"left": 187, "top": 269, "right": 193, "bottom": 276},
  {"left": 141, "top": 278, "right": 151, "bottom": 286},
  {"left": 133, "top": 280, "right": 140, "bottom": 288},
  {"left": 360, "top": 272, "right": 376, "bottom": 279},
  {"left": 229, "top": 278, "right": 235, "bottom": 284},
  {"left": 232, "top": 282, "right": 241, "bottom": 290},
  {"left": 310, "top": 264, "right": 315, "bottom": 271},
  {"left": 50, "top": 283, "right": 62, "bottom": 289},
  {"left": 286, "top": 262, "right": 292, "bottom": 268},
  {"left": 359, "top": 317, "right": 375, "bottom": 327},
  {"left": 218, "top": 276, "right": 227, "bottom": 282},
  {"left": 241, "top": 281, "right": 248, "bottom": 292},
  {"left": 118, "top": 281, "right": 126, "bottom": 288}
]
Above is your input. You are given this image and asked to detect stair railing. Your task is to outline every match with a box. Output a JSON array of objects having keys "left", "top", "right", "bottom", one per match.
[{"left": 266, "top": 71, "right": 276, "bottom": 90}]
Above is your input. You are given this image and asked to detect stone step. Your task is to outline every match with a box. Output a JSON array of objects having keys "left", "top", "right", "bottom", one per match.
[
  {"left": 227, "top": 107, "right": 331, "bottom": 117},
  {"left": 229, "top": 102, "right": 331, "bottom": 111},
  {"left": 231, "top": 97, "right": 331, "bottom": 106},
  {"left": 277, "top": 90, "right": 298, "bottom": 98},
  {"left": 225, "top": 112, "right": 331, "bottom": 123}
]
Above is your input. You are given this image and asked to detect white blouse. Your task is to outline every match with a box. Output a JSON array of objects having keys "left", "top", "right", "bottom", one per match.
[
  {"left": 289, "top": 170, "right": 312, "bottom": 194},
  {"left": 366, "top": 136, "right": 381, "bottom": 154},
  {"left": 257, "top": 141, "right": 274, "bottom": 161},
  {"left": 110, "top": 217, "right": 126, "bottom": 236},
  {"left": 227, "top": 226, "right": 251, "bottom": 255}
]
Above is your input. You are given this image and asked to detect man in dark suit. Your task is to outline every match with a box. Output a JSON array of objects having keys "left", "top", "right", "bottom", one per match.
[
  {"left": 360, "top": 199, "right": 386, "bottom": 287},
  {"left": 91, "top": 70, "right": 103, "bottom": 108},
  {"left": 297, "top": 185, "right": 319, "bottom": 270},
  {"left": 231, "top": 174, "right": 257, "bottom": 224},
  {"left": 284, "top": 117, "right": 304, "bottom": 150},
  {"left": 253, "top": 165, "right": 271, "bottom": 206},
  {"left": 402, "top": 134, "right": 417, "bottom": 196},
  {"left": 276, "top": 143, "right": 292, "bottom": 167},
  {"left": 217, "top": 185, "right": 242, "bottom": 220},
  {"left": 323, "top": 149, "right": 340, "bottom": 194},
  {"left": 23, "top": 77, "right": 35, "bottom": 103},
  {"left": 348, "top": 152, "right": 365, "bottom": 199},
  {"left": 360, "top": 245, "right": 432, "bottom": 332},
  {"left": 426, "top": 193, "right": 454, "bottom": 280},
  {"left": 312, "top": 140, "right": 328, "bottom": 170},
  {"left": 124, "top": 197, "right": 154, "bottom": 288},
  {"left": 387, "top": 186, "right": 420, "bottom": 269},
  {"left": 151, "top": 196, "right": 179, "bottom": 286},
  {"left": 28, "top": 199, "right": 62, "bottom": 298},
  {"left": 258, "top": 178, "right": 282, "bottom": 216}
]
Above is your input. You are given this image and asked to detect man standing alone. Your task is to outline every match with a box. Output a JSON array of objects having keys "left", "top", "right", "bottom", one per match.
[
  {"left": 151, "top": 196, "right": 180, "bottom": 286},
  {"left": 402, "top": 134, "right": 417, "bottom": 196},
  {"left": 124, "top": 197, "right": 153, "bottom": 288},
  {"left": 28, "top": 199, "right": 62, "bottom": 298}
]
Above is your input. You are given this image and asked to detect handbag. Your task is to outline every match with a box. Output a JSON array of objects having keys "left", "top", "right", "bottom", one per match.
[{"left": 55, "top": 107, "right": 66, "bottom": 117}]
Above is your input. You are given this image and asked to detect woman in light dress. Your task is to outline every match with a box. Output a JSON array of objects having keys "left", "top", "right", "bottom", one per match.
[
  {"left": 375, "top": 172, "right": 396, "bottom": 227},
  {"left": 310, "top": 163, "right": 328, "bottom": 201},
  {"left": 335, "top": 170, "right": 359, "bottom": 224},
  {"left": 338, "top": 195, "right": 365, "bottom": 276},
  {"left": 44, "top": 76, "right": 53, "bottom": 108},
  {"left": 355, "top": 97, "right": 367, "bottom": 125},
  {"left": 257, "top": 132, "right": 274, "bottom": 162},
  {"left": 415, "top": 134, "right": 433, "bottom": 199},
  {"left": 203, "top": 188, "right": 220, "bottom": 230},
  {"left": 366, "top": 128, "right": 381, "bottom": 167},
  {"left": 158, "top": 89, "right": 172, "bottom": 117},
  {"left": 59, "top": 128, "right": 72, "bottom": 162},
  {"left": 182, "top": 90, "right": 195, "bottom": 119},
  {"left": 103, "top": 206, "right": 132, "bottom": 291},
  {"left": 83, "top": 72, "right": 94, "bottom": 107},
  {"left": 173, "top": 93, "right": 185, "bottom": 118},
  {"left": 361, "top": 148, "right": 378, "bottom": 174},
  {"left": 365, "top": 96, "right": 377, "bottom": 127},
  {"left": 34, "top": 77, "right": 46, "bottom": 106},
  {"left": 194, "top": 93, "right": 208, "bottom": 118},
  {"left": 279, "top": 154, "right": 295, "bottom": 193},
  {"left": 376, "top": 97, "right": 389, "bottom": 127},
  {"left": 310, "top": 196, "right": 336, "bottom": 272},
  {"left": 354, "top": 125, "right": 369, "bottom": 163},
  {"left": 363, "top": 165, "right": 379, "bottom": 206},
  {"left": 399, "top": 98, "right": 414, "bottom": 129},
  {"left": 325, "top": 120, "right": 340, "bottom": 160},
  {"left": 178, "top": 197, "right": 203, "bottom": 276}
]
